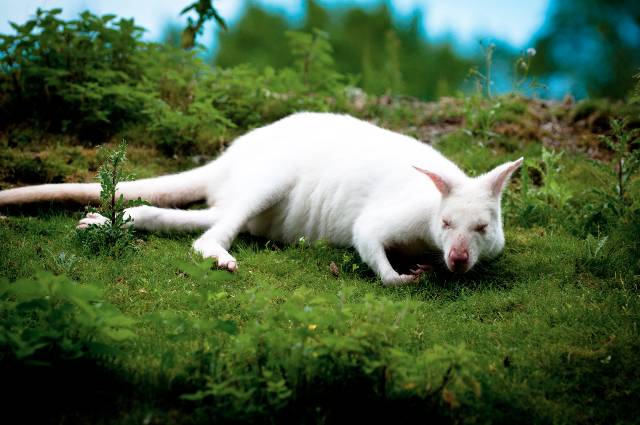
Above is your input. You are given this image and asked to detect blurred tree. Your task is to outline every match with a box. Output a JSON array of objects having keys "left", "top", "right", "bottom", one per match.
[
  {"left": 302, "top": 0, "right": 330, "bottom": 31},
  {"left": 212, "top": 1, "right": 472, "bottom": 100},
  {"left": 531, "top": 0, "right": 640, "bottom": 98},
  {"left": 215, "top": 5, "right": 292, "bottom": 69},
  {"left": 180, "top": 0, "right": 227, "bottom": 49}
]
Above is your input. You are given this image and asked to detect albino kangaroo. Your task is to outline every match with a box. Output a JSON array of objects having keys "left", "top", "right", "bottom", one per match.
[{"left": 0, "top": 113, "right": 522, "bottom": 286}]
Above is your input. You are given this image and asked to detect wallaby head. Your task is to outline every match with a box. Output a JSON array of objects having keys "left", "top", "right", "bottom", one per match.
[{"left": 414, "top": 158, "right": 523, "bottom": 273}]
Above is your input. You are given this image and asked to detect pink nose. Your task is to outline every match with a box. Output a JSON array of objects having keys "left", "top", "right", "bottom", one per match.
[{"left": 448, "top": 248, "right": 469, "bottom": 272}]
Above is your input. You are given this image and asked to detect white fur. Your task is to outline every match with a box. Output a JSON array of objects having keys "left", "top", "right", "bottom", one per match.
[{"left": 0, "top": 112, "right": 522, "bottom": 285}]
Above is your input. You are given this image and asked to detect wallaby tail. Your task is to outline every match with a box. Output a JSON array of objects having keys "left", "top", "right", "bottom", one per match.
[{"left": 0, "top": 164, "right": 213, "bottom": 208}]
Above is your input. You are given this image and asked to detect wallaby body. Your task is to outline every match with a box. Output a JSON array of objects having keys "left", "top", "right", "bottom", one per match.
[{"left": 0, "top": 112, "right": 522, "bottom": 285}]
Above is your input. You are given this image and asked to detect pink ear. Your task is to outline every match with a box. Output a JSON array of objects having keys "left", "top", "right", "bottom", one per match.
[
  {"left": 486, "top": 157, "right": 523, "bottom": 197},
  {"left": 413, "top": 166, "right": 451, "bottom": 196}
]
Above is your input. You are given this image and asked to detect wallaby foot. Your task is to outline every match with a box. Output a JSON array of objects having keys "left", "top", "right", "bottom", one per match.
[{"left": 77, "top": 212, "right": 109, "bottom": 229}]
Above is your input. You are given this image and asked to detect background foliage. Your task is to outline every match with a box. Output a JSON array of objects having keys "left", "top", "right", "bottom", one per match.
[{"left": 209, "top": 0, "right": 640, "bottom": 100}]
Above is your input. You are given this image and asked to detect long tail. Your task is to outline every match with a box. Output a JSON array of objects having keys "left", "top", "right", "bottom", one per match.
[{"left": 0, "top": 163, "right": 214, "bottom": 208}]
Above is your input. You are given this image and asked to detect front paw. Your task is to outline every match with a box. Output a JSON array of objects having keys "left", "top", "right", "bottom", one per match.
[
  {"left": 77, "top": 212, "right": 109, "bottom": 229},
  {"left": 217, "top": 258, "right": 238, "bottom": 273}
]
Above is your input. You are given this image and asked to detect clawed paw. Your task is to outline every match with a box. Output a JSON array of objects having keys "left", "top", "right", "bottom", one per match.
[
  {"left": 409, "top": 264, "right": 432, "bottom": 277},
  {"left": 77, "top": 212, "right": 109, "bottom": 229},
  {"left": 398, "top": 274, "right": 420, "bottom": 284}
]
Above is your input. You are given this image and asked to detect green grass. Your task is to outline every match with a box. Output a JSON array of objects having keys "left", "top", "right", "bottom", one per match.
[
  {"left": 1, "top": 96, "right": 639, "bottom": 424},
  {"left": 1, "top": 202, "right": 638, "bottom": 423}
]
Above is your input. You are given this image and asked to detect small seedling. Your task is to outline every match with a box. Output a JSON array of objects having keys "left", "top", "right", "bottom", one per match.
[{"left": 76, "top": 140, "right": 147, "bottom": 256}]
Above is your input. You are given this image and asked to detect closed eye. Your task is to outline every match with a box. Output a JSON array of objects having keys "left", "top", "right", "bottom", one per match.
[
  {"left": 474, "top": 223, "right": 488, "bottom": 233},
  {"left": 442, "top": 219, "right": 452, "bottom": 229}
]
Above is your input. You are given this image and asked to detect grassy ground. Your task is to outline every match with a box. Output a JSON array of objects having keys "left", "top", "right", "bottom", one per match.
[{"left": 1, "top": 96, "right": 639, "bottom": 424}]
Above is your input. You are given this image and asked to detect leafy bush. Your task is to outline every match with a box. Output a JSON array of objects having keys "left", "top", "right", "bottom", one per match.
[
  {"left": 0, "top": 9, "right": 149, "bottom": 135},
  {"left": 286, "top": 29, "right": 346, "bottom": 97},
  {"left": 0, "top": 10, "right": 354, "bottom": 155},
  {"left": 0, "top": 270, "right": 137, "bottom": 423}
]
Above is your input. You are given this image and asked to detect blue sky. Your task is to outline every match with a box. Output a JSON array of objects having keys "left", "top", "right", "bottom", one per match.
[{"left": 0, "top": 0, "right": 550, "bottom": 52}]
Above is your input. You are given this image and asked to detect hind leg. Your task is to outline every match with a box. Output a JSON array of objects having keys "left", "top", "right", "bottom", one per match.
[{"left": 77, "top": 206, "right": 219, "bottom": 232}]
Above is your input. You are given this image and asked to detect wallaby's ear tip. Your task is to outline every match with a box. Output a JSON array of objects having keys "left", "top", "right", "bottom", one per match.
[
  {"left": 488, "top": 156, "right": 524, "bottom": 197},
  {"left": 413, "top": 165, "right": 451, "bottom": 196},
  {"left": 507, "top": 157, "right": 524, "bottom": 172}
]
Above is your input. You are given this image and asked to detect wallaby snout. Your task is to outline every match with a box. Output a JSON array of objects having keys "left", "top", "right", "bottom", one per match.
[{"left": 447, "top": 248, "right": 470, "bottom": 273}]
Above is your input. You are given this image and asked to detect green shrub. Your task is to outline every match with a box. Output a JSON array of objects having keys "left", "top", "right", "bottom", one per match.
[
  {"left": 0, "top": 10, "right": 354, "bottom": 155},
  {"left": 286, "top": 29, "right": 348, "bottom": 99},
  {"left": 0, "top": 9, "right": 150, "bottom": 135}
]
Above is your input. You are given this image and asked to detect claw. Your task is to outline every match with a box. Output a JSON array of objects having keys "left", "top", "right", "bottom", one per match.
[
  {"left": 410, "top": 263, "right": 432, "bottom": 276},
  {"left": 216, "top": 259, "right": 238, "bottom": 273}
]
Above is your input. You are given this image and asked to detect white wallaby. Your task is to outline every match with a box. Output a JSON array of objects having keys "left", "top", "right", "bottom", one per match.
[{"left": 0, "top": 112, "right": 522, "bottom": 286}]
